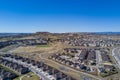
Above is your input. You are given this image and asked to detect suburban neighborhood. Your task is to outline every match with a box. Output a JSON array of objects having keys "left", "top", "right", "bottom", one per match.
[{"left": 0, "top": 32, "right": 120, "bottom": 80}]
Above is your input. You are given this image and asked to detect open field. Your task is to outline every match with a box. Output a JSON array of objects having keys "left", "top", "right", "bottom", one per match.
[
  {"left": 14, "top": 72, "right": 40, "bottom": 80},
  {"left": 13, "top": 42, "right": 69, "bottom": 60},
  {"left": 13, "top": 42, "right": 66, "bottom": 53}
]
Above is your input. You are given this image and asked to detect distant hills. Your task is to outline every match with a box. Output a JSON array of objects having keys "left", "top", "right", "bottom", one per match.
[
  {"left": 0, "top": 33, "right": 33, "bottom": 37},
  {"left": 92, "top": 32, "right": 120, "bottom": 35},
  {"left": 0, "top": 32, "right": 120, "bottom": 37}
]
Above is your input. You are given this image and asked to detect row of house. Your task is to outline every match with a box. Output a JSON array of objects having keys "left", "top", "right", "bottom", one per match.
[
  {"left": 0, "top": 67, "right": 17, "bottom": 80},
  {"left": 63, "top": 48, "right": 110, "bottom": 63},
  {"left": 98, "top": 65, "right": 118, "bottom": 77},
  {"left": 13, "top": 39, "right": 47, "bottom": 46},
  {"left": 0, "top": 38, "right": 47, "bottom": 49},
  {"left": 50, "top": 48, "right": 112, "bottom": 74},
  {"left": 3, "top": 54, "right": 76, "bottom": 80},
  {"left": 63, "top": 48, "right": 96, "bottom": 64},
  {"left": 101, "top": 51, "right": 111, "bottom": 62},
  {"left": 0, "top": 58, "right": 29, "bottom": 74},
  {"left": 68, "top": 38, "right": 120, "bottom": 47},
  {"left": 0, "top": 41, "right": 12, "bottom": 49},
  {"left": 50, "top": 53, "right": 91, "bottom": 72}
]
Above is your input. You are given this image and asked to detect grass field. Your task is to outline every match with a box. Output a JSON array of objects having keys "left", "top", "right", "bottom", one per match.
[
  {"left": 13, "top": 42, "right": 68, "bottom": 60},
  {"left": 14, "top": 72, "right": 40, "bottom": 80}
]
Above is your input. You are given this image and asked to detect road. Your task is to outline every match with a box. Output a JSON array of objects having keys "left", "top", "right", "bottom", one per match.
[
  {"left": 2, "top": 57, "right": 53, "bottom": 80},
  {"left": 30, "top": 68, "right": 50, "bottom": 80},
  {"left": 96, "top": 50, "right": 102, "bottom": 69},
  {"left": 112, "top": 47, "right": 120, "bottom": 69},
  {"left": 0, "top": 45, "right": 55, "bottom": 80}
]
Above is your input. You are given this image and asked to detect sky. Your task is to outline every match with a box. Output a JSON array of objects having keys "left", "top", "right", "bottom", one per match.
[{"left": 0, "top": 0, "right": 120, "bottom": 33}]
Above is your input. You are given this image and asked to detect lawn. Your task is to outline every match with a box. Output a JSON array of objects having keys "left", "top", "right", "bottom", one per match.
[{"left": 14, "top": 72, "right": 40, "bottom": 80}]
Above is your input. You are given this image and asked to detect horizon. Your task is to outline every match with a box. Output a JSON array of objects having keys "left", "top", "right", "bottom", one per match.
[
  {"left": 0, "top": 0, "right": 120, "bottom": 33},
  {"left": 1, "top": 31, "right": 120, "bottom": 34}
]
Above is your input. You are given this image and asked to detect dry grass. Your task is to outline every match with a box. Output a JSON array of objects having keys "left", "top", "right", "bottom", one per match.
[
  {"left": 14, "top": 72, "right": 40, "bottom": 80},
  {"left": 104, "top": 73, "right": 120, "bottom": 80},
  {"left": 44, "top": 59, "right": 82, "bottom": 80},
  {"left": 13, "top": 42, "right": 68, "bottom": 60}
]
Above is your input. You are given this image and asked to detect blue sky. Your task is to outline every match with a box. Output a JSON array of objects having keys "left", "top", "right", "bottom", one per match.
[{"left": 0, "top": 0, "right": 120, "bottom": 33}]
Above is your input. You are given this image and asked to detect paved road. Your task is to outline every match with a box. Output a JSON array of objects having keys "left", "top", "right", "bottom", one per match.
[
  {"left": 112, "top": 47, "right": 120, "bottom": 69},
  {"left": 96, "top": 50, "right": 102, "bottom": 69},
  {"left": 0, "top": 45, "right": 55, "bottom": 80},
  {"left": 3, "top": 57, "right": 51, "bottom": 80}
]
